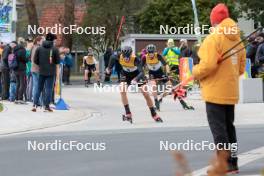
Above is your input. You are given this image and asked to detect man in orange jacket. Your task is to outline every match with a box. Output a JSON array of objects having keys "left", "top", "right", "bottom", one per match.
[{"left": 192, "top": 3, "right": 246, "bottom": 174}]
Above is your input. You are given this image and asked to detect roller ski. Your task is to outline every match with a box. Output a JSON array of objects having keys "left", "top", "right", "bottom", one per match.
[
  {"left": 122, "top": 113, "right": 133, "bottom": 124},
  {"left": 152, "top": 114, "right": 163, "bottom": 123}
]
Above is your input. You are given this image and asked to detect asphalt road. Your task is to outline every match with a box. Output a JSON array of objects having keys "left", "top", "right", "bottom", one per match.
[
  {"left": 0, "top": 126, "right": 263, "bottom": 176},
  {"left": 1, "top": 84, "right": 263, "bottom": 176}
]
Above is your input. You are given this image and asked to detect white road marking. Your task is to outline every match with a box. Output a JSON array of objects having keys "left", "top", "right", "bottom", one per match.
[{"left": 192, "top": 146, "right": 264, "bottom": 176}]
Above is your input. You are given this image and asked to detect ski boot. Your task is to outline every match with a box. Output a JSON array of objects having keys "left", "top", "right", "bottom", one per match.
[
  {"left": 152, "top": 114, "right": 163, "bottom": 123},
  {"left": 155, "top": 99, "right": 160, "bottom": 111},
  {"left": 158, "top": 97, "right": 163, "bottom": 104},
  {"left": 122, "top": 113, "right": 133, "bottom": 124},
  {"left": 179, "top": 99, "right": 194, "bottom": 110}
]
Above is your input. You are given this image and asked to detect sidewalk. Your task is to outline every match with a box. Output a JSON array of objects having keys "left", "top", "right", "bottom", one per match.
[
  {"left": 33, "top": 86, "right": 264, "bottom": 133},
  {"left": 0, "top": 101, "right": 91, "bottom": 135}
]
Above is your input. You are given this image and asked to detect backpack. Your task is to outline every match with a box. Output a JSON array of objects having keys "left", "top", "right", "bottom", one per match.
[{"left": 8, "top": 53, "right": 18, "bottom": 70}]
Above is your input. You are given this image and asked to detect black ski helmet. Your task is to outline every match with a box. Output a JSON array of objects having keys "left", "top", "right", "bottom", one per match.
[
  {"left": 146, "top": 44, "right": 156, "bottom": 53},
  {"left": 121, "top": 46, "right": 132, "bottom": 58}
]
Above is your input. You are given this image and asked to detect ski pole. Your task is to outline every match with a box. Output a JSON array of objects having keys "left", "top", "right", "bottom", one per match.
[
  {"left": 171, "top": 76, "right": 194, "bottom": 92},
  {"left": 219, "top": 42, "right": 251, "bottom": 63},
  {"left": 221, "top": 27, "right": 263, "bottom": 58}
]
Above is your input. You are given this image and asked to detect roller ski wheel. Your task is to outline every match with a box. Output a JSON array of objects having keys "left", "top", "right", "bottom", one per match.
[
  {"left": 122, "top": 113, "right": 133, "bottom": 124},
  {"left": 152, "top": 114, "right": 163, "bottom": 123}
]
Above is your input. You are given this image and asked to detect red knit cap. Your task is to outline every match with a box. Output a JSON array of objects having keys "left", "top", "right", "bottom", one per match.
[{"left": 210, "top": 3, "right": 229, "bottom": 26}]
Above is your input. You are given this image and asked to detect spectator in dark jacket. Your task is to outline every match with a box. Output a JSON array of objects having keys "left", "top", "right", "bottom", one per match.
[
  {"left": 0, "top": 42, "right": 5, "bottom": 98},
  {"left": 0, "top": 41, "right": 17, "bottom": 100},
  {"left": 104, "top": 47, "right": 112, "bottom": 82},
  {"left": 14, "top": 38, "right": 27, "bottom": 103},
  {"left": 255, "top": 33, "right": 264, "bottom": 79},
  {"left": 246, "top": 36, "right": 259, "bottom": 78},
  {"left": 32, "top": 33, "right": 60, "bottom": 112},
  {"left": 63, "top": 47, "right": 73, "bottom": 85},
  {"left": 255, "top": 33, "right": 264, "bottom": 62},
  {"left": 179, "top": 39, "right": 192, "bottom": 57},
  {"left": 191, "top": 43, "right": 201, "bottom": 65}
]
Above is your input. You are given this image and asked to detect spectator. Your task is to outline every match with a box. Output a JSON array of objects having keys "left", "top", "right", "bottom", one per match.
[
  {"left": 32, "top": 33, "right": 60, "bottom": 112},
  {"left": 179, "top": 39, "right": 192, "bottom": 57},
  {"left": 25, "top": 37, "right": 34, "bottom": 101},
  {"left": 255, "top": 33, "right": 264, "bottom": 79},
  {"left": 140, "top": 48, "right": 147, "bottom": 60},
  {"left": 9, "top": 70, "right": 16, "bottom": 102},
  {"left": 31, "top": 36, "right": 45, "bottom": 105},
  {"left": 104, "top": 47, "right": 113, "bottom": 82},
  {"left": 14, "top": 37, "right": 27, "bottom": 104},
  {"left": 112, "top": 48, "right": 122, "bottom": 82},
  {"left": 192, "top": 4, "right": 246, "bottom": 174},
  {"left": 63, "top": 47, "right": 73, "bottom": 85},
  {"left": 0, "top": 41, "right": 17, "bottom": 100},
  {"left": 246, "top": 35, "right": 260, "bottom": 78},
  {"left": 191, "top": 42, "right": 201, "bottom": 65},
  {"left": 0, "top": 42, "right": 5, "bottom": 98}
]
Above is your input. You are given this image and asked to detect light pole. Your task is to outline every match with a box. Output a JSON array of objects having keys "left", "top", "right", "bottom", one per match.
[{"left": 191, "top": 0, "right": 201, "bottom": 43}]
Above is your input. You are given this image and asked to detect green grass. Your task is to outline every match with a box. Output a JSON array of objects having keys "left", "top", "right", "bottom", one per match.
[{"left": 0, "top": 103, "right": 3, "bottom": 112}]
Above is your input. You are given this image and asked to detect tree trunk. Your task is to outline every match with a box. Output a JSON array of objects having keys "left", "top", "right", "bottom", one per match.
[
  {"left": 25, "top": 0, "right": 39, "bottom": 36},
  {"left": 63, "top": 0, "right": 75, "bottom": 49}
]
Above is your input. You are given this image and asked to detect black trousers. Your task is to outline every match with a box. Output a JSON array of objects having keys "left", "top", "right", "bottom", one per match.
[
  {"left": 63, "top": 66, "right": 71, "bottom": 84},
  {"left": 206, "top": 102, "right": 237, "bottom": 150},
  {"left": 15, "top": 71, "right": 26, "bottom": 101},
  {"left": 1, "top": 69, "right": 10, "bottom": 100}
]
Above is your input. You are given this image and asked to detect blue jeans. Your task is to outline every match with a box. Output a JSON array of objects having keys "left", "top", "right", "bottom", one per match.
[
  {"left": 9, "top": 82, "right": 16, "bottom": 102},
  {"left": 34, "top": 75, "right": 55, "bottom": 107},
  {"left": 26, "top": 74, "right": 33, "bottom": 102},
  {"left": 32, "top": 72, "right": 39, "bottom": 101}
]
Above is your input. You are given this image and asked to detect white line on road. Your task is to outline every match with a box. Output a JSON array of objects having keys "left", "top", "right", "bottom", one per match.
[{"left": 192, "top": 146, "right": 264, "bottom": 176}]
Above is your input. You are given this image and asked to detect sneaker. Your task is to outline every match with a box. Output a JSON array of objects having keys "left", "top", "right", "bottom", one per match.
[
  {"left": 44, "top": 107, "right": 53, "bottom": 112},
  {"left": 32, "top": 106, "right": 37, "bottom": 112},
  {"left": 19, "top": 101, "right": 27, "bottom": 105}
]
